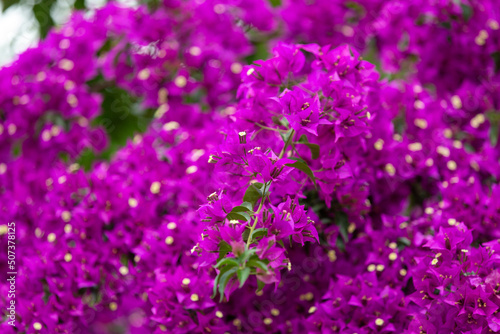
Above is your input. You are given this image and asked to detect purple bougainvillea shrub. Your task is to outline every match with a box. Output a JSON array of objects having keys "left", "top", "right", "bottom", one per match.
[{"left": 1, "top": 0, "right": 500, "bottom": 333}]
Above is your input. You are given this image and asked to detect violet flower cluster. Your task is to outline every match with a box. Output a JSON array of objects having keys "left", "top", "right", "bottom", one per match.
[{"left": 1, "top": 0, "right": 500, "bottom": 333}]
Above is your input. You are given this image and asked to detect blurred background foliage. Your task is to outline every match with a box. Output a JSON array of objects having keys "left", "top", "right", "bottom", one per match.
[{"left": 0, "top": 0, "right": 101, "bottom": 39}]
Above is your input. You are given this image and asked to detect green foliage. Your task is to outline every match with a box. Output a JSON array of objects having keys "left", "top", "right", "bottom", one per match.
[
  {"left": 335, "top": 211, "right": 350, "bottom": 242},
  {"left": 77, "top": 77, "right": 155, "bottom": 170},
  {"left": 237, "top": 267, "right": 251, "bottom": 288},
  {"left": 212, "top": 248, "right": 269, "bottom": 301},
  {"left": 250, "top": 228, "right": 268, "bottom": 240},
  {"left": 243, "top": 182, "right": 268, "bottom": 207},
  {"left": 33, "top": 0, "right": 56, "bottom": 38},
  {"left": 285, "top": 158, "right": 317, "bottom": 186},
  {"left": 296, "top": 135, "right": 320, "bottom": 159},
  {"left": 280, "top": 128, "right": 294, "bottom": 143},
  {"left": 245, "top": 40, "right": 270, "bottom": 64},
  {"left": 217, "top": 241, "right": 232, "bottom": 261},
  {"left": 487, "top": 111, "right": 500, "bottom": 146},
  {"left": 460, "top": 3, "right": 473, "bottom": 22},
  {"left": 1, "top": 0, "right": 87, "bottom": 39},
  {"left": 227, "top": 202, "right": 254, "bottom": 222},
  {"left": 492, "top": 52, "right": 500, "bottom": 73},
  {"left": 267, "top": 0, "right": 281, "bottom": 7}
]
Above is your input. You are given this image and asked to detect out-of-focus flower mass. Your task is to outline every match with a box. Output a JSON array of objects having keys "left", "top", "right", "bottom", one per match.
[{"left": 1, "top": 0, "right": 500, "bottom": 333}]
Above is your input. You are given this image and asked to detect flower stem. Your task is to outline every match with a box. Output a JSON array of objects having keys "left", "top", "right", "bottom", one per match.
[
  {"left": 246, "top": 182, "right": 268, "bottom": 248},
  {"left": 279, "top": 129, "right": 295, "bottom": 159}
]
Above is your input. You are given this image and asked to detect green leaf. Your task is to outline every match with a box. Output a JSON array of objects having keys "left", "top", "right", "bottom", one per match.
[
  {"left": 212, "top": 275, "right": 219, "bottom": 298},
  {"left": 490, "top": 122, "right": 499, "bottom": 146},
  {"left": 492, "top": 52, "right": 500, "bottom": 73},
  {"left": 243, "top": 182, "right": 266, "bottom": 207},
  {"left": 280, "top": 129, "right": 294, "bottom": 143},
  {"left": 1, "top": 0, "right": 20, "bottom": 12},
  {"left": 487, "top": 111, "right": 500, "bottom": 146},
  {"left": 397, "top": 237, "right": 412, "bottom": 250},
  {"left": 251, "top": 228, "right": 268, "bottom": 240},
  {"left": 285, "top": 159, "right": 316, "bottom": 186},
  {"left": 217, "top": 241, "right": 232, "bottom": 261},
  {"left": 212, "top": 264, "right": 237, "bottom": 299},
  {"left": 227, "top": 203, "right": 253, "bottom": 222},
  {"left": 238, "top": 202, "right": 253, "bottom": 212},
  {"left": 247, "top": 259, "right": 269, "bottom": 272},
  {"left": 336, "top": 236, "right": 346, "bottom": 253},
  {"left": 296, "top": 135, "right": 320, "bottom": 159},
  {"left": 74, "top": 0, "right": 86, "bottom": 10},
  {"left": 227, "top": 212, "right": 251, "bottom": 222},
  {"left": 336, "top": 211, "right": 349, "bottom": 242},
  {"left": 33, "top": 0, "right": 56, "bottom": 39},
  {"left": 92, "top": 84, "right": 155, "bottom": 152},
  {"left": 120, "top": 254, "right": 129, "bottom": 266},
  {"left": 214, "top": 257, "right": 239, "bottom": 269},
  {"left": 256, "top": 279, "right": 266, "bottom": 293},
  {"left": 237, "top": 267, "right": 251, "bottom": 288},
  {"left": 267, "top": 0, "right": 281, "bottom": 7},
  {"left": 460, "top": 3, "right": 473, "bottom": 22},
  {"left": 272, "top": 116, "right": 283, "bottom": 127},
  {"left": 218, "top": 267, "right": 238, "bottom": 302},
  {"left": 239, "top": 248, "right": 257, "bottom": 263},
  {"left": 345, "top": 1, "right": 365, "bottom": 14},
  {"left": 245, "top": 40, "right": 269, "bottom": 64},
  {"left": 242, "top": 229, "right": 250, "bottom": 243}
]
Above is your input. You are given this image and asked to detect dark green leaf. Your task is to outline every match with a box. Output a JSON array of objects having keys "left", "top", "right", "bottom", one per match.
[
  {"left": 227, "top": 212, "right": 251, "bottom": 222},
  {"left": 238, "top": 248, "right": 256, "bottom": 263},
  {"left": 242, "top": 228, "right": 250, "bottom": 243},
  {"left": 267, "top": 0, "right": 281, "bottom": 7},
  {"left": 487, "top": 111, "right": 500, "bottom": 147},
  {"left": 247, "top": 259, "right": 269, "bottom": 272},
  {"left": 251, "top": 228, "right": 268, "bottom": 240},
  {"left": 240, "top": 202, "right": 254, "bottom": 211},
  {"left": 227, "top": 203, "right": 253, "bottom": 222},
  {"left": 93, "top": 86, "right": 154, "bottom": 147},
  {"left": 243, "top": 182, "right": 266, "bottom": 207},
  {"left": 212, "top": 275, "right": 219, "bottom": 298},
  {"left": 245, "top": 41, "right": 270, "bottom": 64},
  {"left": 214, "top": 257, "right": 239, "bottom": 269},
  {"left": 256, "top": 279, "right": 266, "bottom": 293},
  {"left": 217, "top": 241, "right": 232, "bottom": 261},
  {"left": 1, "top": 0, "right": 19, "bottom": 12},
  {"left": 439, "top": 21, "right": 452, "bottom": 30},
  {"left": 492, "top": 52, "right": 500, "bottom": 73},
  {"left": 335, "top": 236, "right": 346, "bottom": 253},
  {"left": 490, "top": 122, "right": 499, "bottom": 146},
  {"left": 74, "top": 0, "right": 85, "bottom": 10},
  {"left": 336, "top": 211, "right": 349, "bottom": 242},
  {"left": 212, "top": 264, "right": 236, "bottom": 299},
  {"left": 237, "top": 267, "right": 251, "bottom": 288},
  {"left": 272, "top": 116, "right": 283, "bottom": 127},
  {"left": 285, "top": 159, "right": 316, "bottom": 186},
  {"left": 460, "top": 3, "right": 473, "bottom": 22},
  {"left": 33, "top": 0, "right": 56, "bottom": 39},
  {"left": 398, "top": 237, "right": 411, "bottom": 247},
  {"left": 296, "top": 135, "right": 320, "bottom": 159},
  {"left": 218, "top": 267, "right": 238, "bottom": 302},
  {"left": 280, "top": 129, "right": 294, "bottom": 143}
]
